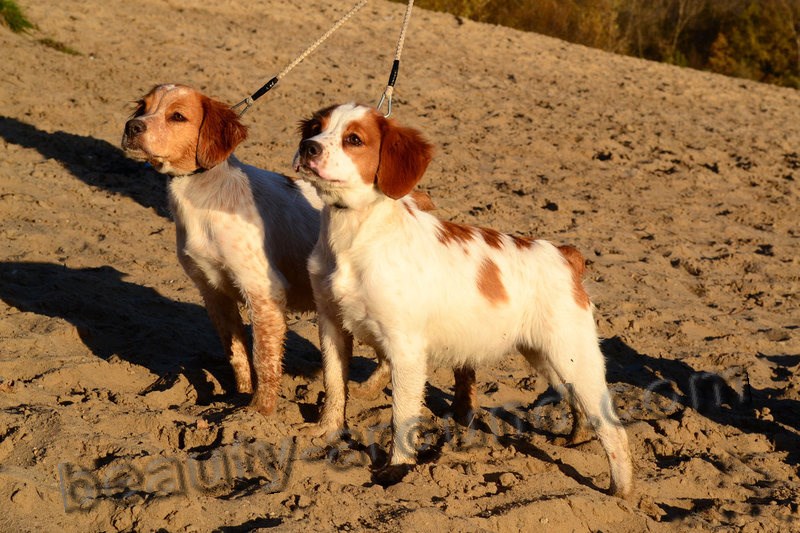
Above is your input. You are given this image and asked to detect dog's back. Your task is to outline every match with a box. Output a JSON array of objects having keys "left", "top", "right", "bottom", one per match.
[{"left": 169, "top": 157, "right": 321, "bottom": 312}]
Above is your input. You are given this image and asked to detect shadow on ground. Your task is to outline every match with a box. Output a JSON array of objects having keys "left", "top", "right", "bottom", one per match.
[
  {"left": 0, "top": 261, "right": 320, "bottom": 402},
  {"left": 0, "top": 116, "right": 168, "bottom": 216}
]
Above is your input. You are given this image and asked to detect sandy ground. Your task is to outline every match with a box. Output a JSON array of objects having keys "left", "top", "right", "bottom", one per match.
[{"left": 1, "top": 0, "right": 799, "bottom": 531}]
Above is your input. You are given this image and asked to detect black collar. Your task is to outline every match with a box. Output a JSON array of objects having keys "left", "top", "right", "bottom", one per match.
[{"left": 168, "top": 167, "right": 206, "bottom": 179}]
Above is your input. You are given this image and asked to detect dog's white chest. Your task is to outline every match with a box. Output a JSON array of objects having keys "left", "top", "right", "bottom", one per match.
[
  {"left": 328, "top": 255, "right": 381, "bottom": 341},
  {"left": 168, "top": 175, "right": 265, "bottom": 292}
]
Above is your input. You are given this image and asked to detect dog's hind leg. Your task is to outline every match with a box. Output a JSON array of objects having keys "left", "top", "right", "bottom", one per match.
[
  {"left": 452, "top": 366, "right": 477, "bottom": 426},
  {"left": 521, "top": 326, "right": 633, "bottom": 498}
]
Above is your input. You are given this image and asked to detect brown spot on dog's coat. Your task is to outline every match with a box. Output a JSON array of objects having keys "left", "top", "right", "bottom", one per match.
[
  {"left": 477, "top": 258, "right": 508, "bottom": 305},
  {"left": 409, "top": 190, "right": 436, "bottom": 212},
  {"left": 558, "top": 245, "right": 590, "bottom": 309},
  {"left": 437, "top": 220, "right": 476, "bottom": 246},
  {"left": 512, "top": 235, "right": 534, "bottom": 249},
  {"left": 479, "top": 227, "right": 504, "bottom": 249}
]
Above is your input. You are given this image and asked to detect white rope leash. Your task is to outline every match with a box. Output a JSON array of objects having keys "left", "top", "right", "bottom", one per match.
[
  {"left": 278, "top": 0, "right": 367, "bottom": 80},
  {"left": 377, "top": 0, "right": 415, "bottom": 117},
  {"left": 233, "top": 0, "right": 368, "bottom": 116}
]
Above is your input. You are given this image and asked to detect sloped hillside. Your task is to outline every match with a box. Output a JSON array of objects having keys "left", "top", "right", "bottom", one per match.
[{"left": 0, "top": 1, "right": 798, "bottom": 530}]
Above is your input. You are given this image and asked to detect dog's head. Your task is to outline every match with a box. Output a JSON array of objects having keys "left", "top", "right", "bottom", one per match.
[
  {"left": 121, "top": 84, "right": 247, "bottom": 175},
  {"left": 293, "top": 103, "right": 433, "bottom": 208}
]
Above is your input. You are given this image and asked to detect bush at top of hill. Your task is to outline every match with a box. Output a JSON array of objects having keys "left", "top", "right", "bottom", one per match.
[{"left": 402, "top": 0, "right": 800, "bottom": 88}]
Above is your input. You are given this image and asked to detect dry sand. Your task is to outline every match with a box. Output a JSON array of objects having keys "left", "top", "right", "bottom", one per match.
[{"left": 1, "top": 0, "right": 799, "bottom": 531}]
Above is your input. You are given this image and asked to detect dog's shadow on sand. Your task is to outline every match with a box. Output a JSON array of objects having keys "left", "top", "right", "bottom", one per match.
[
  {"left": 374, "top": 335, "right": 800, "bottom": 499},
  {"left": 0, "top": 115, "right": 169, "bottom": 217},
  {"left": 0, "top": 117, "right": 322, "bottom": 403},
  {"left": 0, "top": 262, "right": 321, "bottom": 403},
  {"left": 602, "top": 336, "right": 800, "bottom": 464}
]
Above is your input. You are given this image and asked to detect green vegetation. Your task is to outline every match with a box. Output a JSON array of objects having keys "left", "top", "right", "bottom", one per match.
[
  {"left": 1, "top": 0, "right": 82, "bottom": 56},
  {"left": 0, "top": 0, "right": 35, "bottom": 33},
  {"left": 400, "top": 0, "right": 800, "bottom": 88}
]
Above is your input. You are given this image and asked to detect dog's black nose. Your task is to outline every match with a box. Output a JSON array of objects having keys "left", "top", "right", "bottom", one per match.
[
  {"left": 124, "top": 119, "right": 147, "bottom": 138},
  {"left": 299, "top": 139, "right": 322, "bottom": 159}
]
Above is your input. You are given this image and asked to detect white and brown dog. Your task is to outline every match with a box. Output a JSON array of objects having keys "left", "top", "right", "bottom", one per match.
[
  {"left": 120, "top": 85, "right": 472, "bottom": 417},
  {"left": 293, "top": 103, "right": 633, "bottom": 497},
  {"left": 121, "top": 84, "right": 322, "bottom": 415}
]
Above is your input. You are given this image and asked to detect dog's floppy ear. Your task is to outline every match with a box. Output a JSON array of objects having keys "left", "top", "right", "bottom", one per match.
[
  {"left": 376, "top": 118, "right": 433, "bottom": 200},
  {"left": 196, "top": 96, "right": 248, "bottom": 169}
]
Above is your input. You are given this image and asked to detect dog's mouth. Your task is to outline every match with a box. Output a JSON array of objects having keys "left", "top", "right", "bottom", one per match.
[
  {"left": 293, "top": 158, "right": 344, "bottom": 185},
  {"left": 121, "top": 145, "right": 149, "bottom": 161},
  {"left": 121, "top": 144, "right": 170, "bottom": 172}
]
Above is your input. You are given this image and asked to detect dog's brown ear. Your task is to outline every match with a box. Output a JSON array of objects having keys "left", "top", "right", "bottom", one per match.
[
  {"left": 376, "top": 118, "right": 433, "bottom": 200},
  {"left": 196, "top": 96, "right": 248, "bottom": 169}
]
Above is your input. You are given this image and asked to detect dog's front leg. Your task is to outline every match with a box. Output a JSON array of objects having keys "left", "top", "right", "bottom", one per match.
[
  {"left": 317, "top": 308, "right": 353, "bottom": 434},
  {"left": 388, "top": 342, "right": 428, "bottom": 465},
  {"left": 247, "top": 294, "right": 287, "bottom": 416},
  {"left": 201, "top": 287, "right": 252, "bottom": 394}
]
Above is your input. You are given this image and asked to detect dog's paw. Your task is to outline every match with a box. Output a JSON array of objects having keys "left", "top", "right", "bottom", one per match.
[
  {"left": 249, "top": 394, "right": 276, "bottom": 416},
  {"left": 551, "top": 426, "right": 593, "bottom": 447},
  {"left": 292, "top": 421, "right": 345, "bottom": 442},
  {"left": 235, "top": 382, "right": 254, "bottom": 395}
]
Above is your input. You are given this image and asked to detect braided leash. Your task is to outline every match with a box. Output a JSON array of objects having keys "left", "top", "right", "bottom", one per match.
[
  {"left": 232, "top": 0, "right": 368, "bottom": 116},
  {"left": 377, "top": 0, "right": 414, "bottom": 117}
]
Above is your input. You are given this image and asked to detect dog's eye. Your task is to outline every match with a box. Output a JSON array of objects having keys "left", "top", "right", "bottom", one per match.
[
  {"left": 170, "top": 112, "right": 187, "bottom": 122},
  {"left": 345, "top": 133, "right": 363, "bottom": 147}
]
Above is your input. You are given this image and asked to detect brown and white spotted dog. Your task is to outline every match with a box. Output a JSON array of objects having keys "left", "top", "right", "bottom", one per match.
[{"left": 293, "top": 103, "right": 633, "bottom": 497}]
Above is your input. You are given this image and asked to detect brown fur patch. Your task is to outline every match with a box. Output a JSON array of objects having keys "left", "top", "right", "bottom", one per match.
[
  {"left": 437, "top": 220, "right": 476, "bottom": 246},
  {"left": 409, "top": 190, "right": 436, "bottom": 211},
  {"left": 558, "top": 245, "right": 590, "bottom": 309},
  {"left": 512, "top": 235, "right": 534, "bottom": 249},
  {"left": 477, "top": 258, "right": 508, "bottom": 305},
  {"left": 344, "top": 113, "right": 382, "bottom": 186},
  {"left": 297, "top": 104, "right": 337, "bottom": 140},
  {"left": 479, "top": 227, "right": 504, "bottom": 249}
]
